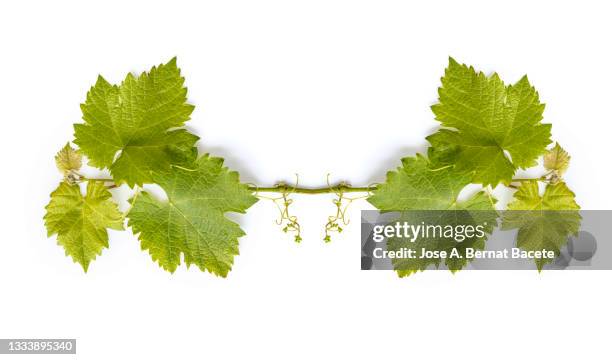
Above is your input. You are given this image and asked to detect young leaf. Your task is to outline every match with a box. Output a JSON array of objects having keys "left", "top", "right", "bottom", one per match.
[
  {"left": 544, "top": 142, "right": 570, "bottom": 176},
  {"left": 502, "top": 181, "right": 580, "bottom": 270},
  {"left": 55, "top": 143, "right": 82, "bottom": 175},
  {"left": 127, "top": 155, "right": 258, "bottom": 276},
  {"left": 427, "top": 58, "right": 552, "bottom": 186},
  {"left": 368, "top": 154, "right": 497, "bottom": 276},
  {"left": 74, "top": 58, "right": 199, "bottom": 187},
  {"left": 44, "top": 181, "right": 124, "bottom": 271}
]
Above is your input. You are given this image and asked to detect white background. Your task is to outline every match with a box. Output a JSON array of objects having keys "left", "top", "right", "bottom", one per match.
[{"left": 1, "top": 1, "right": 611, "bottom": 359}]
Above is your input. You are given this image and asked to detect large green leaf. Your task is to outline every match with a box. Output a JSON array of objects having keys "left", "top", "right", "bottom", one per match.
[
  {"left": 44, "top": 181, "right": 124, "bottom": 271},
  {"left": 74, "top": 58, "right": 198, "bottom": 187},
  {"left": 502, "top": 181, "right": 581, "bottom": 270},
  {"left": 368, "top": 154, "right": 497, "bottom": 276},
  {"left": 368, "top": 154, "right": 474, "bottom": 211},
  {"left": 128, "top": 155, "right": 258, "bottom": 276},
  {"left": 427, "top": 58, "right": 552, "bottom": 186}
]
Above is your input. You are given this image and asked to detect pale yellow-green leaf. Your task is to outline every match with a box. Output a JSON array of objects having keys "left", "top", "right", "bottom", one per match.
[
  {"left": 44, "top": 181, "right": 124, "bottom": 271},
  {"left": 55, "top": 143, "right": 82, "bottom": 175},
  {"left": 544, "top": 142, "right": 570, "bottom": 176}
]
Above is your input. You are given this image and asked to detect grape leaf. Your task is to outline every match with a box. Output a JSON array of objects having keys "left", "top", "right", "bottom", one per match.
[
  {"left": 544, "top": 142, "right": 570, "bottom": 176},
  {"left": 502, "top": 181, "right": 580, "bottom": 270},
  {"left": 127, "top": 155, "right": 258, "bottom": 276},
  {"left": 55, "top": 143, "right": 82, "bottom": 175},
  {"left": 368, "top": 153, "right": 474, "bottom": 210},
  {"left": 368, "top": 154, "right": 497, "bottom": 276},
  {"left": 44, "top": 181, "right": 124, "bottom": 271},
  {"left": 74, "top": 58, "right": 199, "bottom": 187},
  {"left": 427, "top": 58, "right": 552, "bottom": 186}
]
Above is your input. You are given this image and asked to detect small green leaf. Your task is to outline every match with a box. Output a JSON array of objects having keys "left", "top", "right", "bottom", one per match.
[
  {"left": 55, "top": 143, "right": 82, "bottom": 175},
  {"left": 427, "top": 58, "right": 552, "bottom": 186},
  {"left": 74, "top": 58, "right": 198, "bottom": 187},
  {"left": 502, "top": 181, "right": 581, "bottom": 270},
  {"left": 44, "top": 181, "right": 124, "bottom": 271},
  {"left": 544, "top": 142, "right": 570, "bottom": 176},
  {"left": 127, "top": 155, "right": 257, "bottom": 276}
]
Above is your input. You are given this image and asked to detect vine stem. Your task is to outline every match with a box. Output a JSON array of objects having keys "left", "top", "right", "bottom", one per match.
[
  {"left": 510, "top": 177, "right": 546, "bottom": 182},
  {"left": 249, "top": 185, "right": 378, "bottom": 195},
  {"left": 79, "top": 177, "right": 549, "bottom": 194}
]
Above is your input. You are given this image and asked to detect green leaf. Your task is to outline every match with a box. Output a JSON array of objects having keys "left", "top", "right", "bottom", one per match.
[
  {"left": 55, "top": 143, "right": 82, "bottom": 175},
  {"left": 368, "top": 154, "right": 497, "bottom": 276},
  {"left": 44, "top": 181, "right": 124, "bottom": 272},
  {"left": 368, "top": 154, "right": 474, "bottom": 211},
  {"left": 502, "top": 181, "right": 580, "bottom": 270},
  {"left": 544, "top": 142, "right": 570, "bottom": 176},
  {"left": 427, "top": 58, "right": 552, "bottom": 186},
  {"left": 74, "top": 58, "right": 199, "bottom": 187},
  {"left": 127, "top": 155, "right": 258, "bottom": 276}
]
